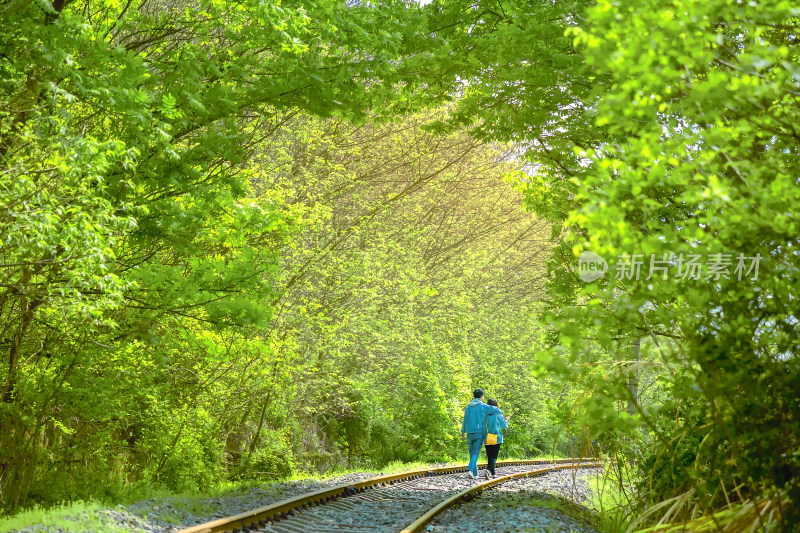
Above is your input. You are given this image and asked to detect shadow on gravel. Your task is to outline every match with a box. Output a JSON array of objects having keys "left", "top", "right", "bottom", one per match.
[{"left": 430, "top": 489, "right": 601, "bottom": 533}]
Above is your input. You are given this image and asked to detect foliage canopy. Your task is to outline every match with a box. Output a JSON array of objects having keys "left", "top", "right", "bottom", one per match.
[{"left": 2, "top": 0, "right": 799, "bottom": 530}]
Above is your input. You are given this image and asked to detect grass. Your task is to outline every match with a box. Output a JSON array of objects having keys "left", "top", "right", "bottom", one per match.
[
  {"left": 0, "top": 501, "right": 144, "bottom": 533},
  {"left": 527, "top": 494, "right": 600, "bottom": 530},
  {"left": 586, "top": 472, "right": 634, "bottom": 533}
]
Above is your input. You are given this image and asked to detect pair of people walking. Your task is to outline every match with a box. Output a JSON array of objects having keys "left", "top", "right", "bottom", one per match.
[{"left": 460, "top": 388, "right": 510, "bottom": 479}]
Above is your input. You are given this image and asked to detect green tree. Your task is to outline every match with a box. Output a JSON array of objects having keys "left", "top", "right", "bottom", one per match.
[
  {"left": 0, "top": 0, "right": 435, "bottom": 510},
  {"left": 252, "top": 109, "right": 561, "bottom": 468},
  {"left": 399, "top": 0, "right": 800, "bottom": 528},
  {"left": 562, "top": 0, "right": 800, "bottom": 527}
]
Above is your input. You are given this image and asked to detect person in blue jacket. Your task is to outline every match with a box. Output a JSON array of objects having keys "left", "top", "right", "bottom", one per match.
[
  {"left": 461, "top": 388, "right": 503, "bottom": 479},
  {"left": 483, "top": 398, "right": 510, "bottom": 478}
]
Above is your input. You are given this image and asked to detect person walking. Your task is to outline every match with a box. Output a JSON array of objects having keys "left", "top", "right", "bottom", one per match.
[
  {"left": 483, "top": 398, "right": 510, "bottom": 479},
  {"left": 461, "top": 388, "right": 503, "bottom": 479}
]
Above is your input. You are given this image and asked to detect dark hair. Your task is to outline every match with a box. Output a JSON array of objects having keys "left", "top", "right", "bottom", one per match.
[
  {"left": 473, "top": 388, "right": 484, "bottom": 399},
  {"left": 487, "top": 398, "right": 498, "bottom": 407}
]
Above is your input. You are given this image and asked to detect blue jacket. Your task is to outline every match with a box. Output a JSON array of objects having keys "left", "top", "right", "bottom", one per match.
[
  {"left": 461, "top": 399, "right": 502, "bottom": 434},
  {"left": 484, "top": 412, "right": 509, "bottom": 444}
]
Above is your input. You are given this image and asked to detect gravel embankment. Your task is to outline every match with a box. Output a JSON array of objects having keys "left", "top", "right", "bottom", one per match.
[
  {"left": 134, "top": 472, "right": 392, "bottom": 532},
  {"left": 426, "top": 467, "right": 603, "bottom": 533},
  {"left": 9, "top": 465, "right": 603, "bottom": 533},
  {"left": 9, "top": 472, "right": 387, "bottom": 533}
]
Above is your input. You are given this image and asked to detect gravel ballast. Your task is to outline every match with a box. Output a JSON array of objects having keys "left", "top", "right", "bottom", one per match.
[{"left": 426, "top": 467, "right": 604, "bottom": 533}]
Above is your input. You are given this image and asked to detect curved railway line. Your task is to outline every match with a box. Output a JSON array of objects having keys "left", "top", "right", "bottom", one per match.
[{"left": 178, "top": 458, "right": 601, "bottom": 533}]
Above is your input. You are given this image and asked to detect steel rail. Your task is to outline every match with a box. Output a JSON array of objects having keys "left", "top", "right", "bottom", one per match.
[
  {"left": 398, "top": 461, "right": 602, "bottom": 533},
  {"left": 178, "top": 458, "right": 593, "bottom": 533}
]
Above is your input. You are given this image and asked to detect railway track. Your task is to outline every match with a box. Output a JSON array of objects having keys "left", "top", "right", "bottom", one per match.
[{"left": 178, "top": 458, "right": 600, "bottom": 533}]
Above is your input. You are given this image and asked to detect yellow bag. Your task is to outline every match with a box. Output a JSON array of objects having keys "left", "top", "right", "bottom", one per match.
[{"left": 485, "top": 416, "right": 498, "bottom": 445}]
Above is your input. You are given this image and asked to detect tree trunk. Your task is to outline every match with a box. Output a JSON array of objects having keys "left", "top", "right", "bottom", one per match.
[{"left": 627, "top": 336, "right": 641, "bottom": 417}]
